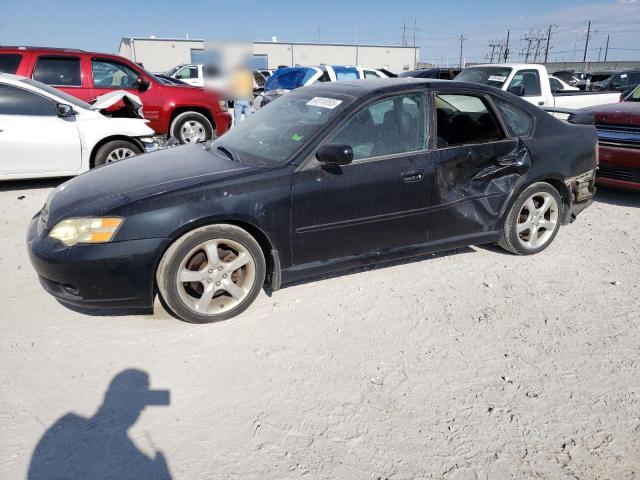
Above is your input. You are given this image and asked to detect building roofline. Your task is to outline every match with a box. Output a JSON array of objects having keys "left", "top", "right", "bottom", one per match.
[{"left": 120, "top": 37, "right": 418, "bottom": 49}]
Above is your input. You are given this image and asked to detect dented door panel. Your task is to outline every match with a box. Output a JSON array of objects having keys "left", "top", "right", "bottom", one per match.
[{"left": 429, "top": 139, "right": 530, "bottom": 241}]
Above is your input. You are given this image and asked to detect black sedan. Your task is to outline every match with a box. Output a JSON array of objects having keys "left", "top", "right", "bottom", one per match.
[{"left": 28, "top": 79, "right": 597, "bottom": 323}]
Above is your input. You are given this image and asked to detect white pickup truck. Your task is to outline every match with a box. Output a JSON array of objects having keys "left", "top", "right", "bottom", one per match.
[{"left": 456, "top": 64, "right": 620, "bottom": 109}]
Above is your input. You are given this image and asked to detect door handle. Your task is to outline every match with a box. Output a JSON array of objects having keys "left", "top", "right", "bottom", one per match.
[
  {"left": 401, "top": 168, "right": 425, "bottom": 182},
  {"left": 538, "top": 101, "right": 545, "bottom": 106}
]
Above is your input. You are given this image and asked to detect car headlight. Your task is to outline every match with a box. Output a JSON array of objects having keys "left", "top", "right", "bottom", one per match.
[{"left": 49, "top": 217, "right": 123, "bottom": 247}]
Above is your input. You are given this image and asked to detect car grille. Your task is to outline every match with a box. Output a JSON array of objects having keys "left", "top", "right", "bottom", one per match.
[
  {"left": 596, "top": 123, "right": 640, "bottom": 149},
  {"left": 598, "top": 164, "right": 640, "bottom": 183}
]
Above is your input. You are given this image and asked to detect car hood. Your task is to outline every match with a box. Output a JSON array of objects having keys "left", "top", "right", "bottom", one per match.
[
  {"left": 582, "top": 102, "right": 640, "bottom": 126},
  {"left": 45, "top": 144, "right": 260, "bottom": 226}
]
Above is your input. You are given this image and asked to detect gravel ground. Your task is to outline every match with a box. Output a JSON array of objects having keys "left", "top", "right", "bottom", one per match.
[{"left": 0, "top": 179, "right": 638, "bottom": 479}]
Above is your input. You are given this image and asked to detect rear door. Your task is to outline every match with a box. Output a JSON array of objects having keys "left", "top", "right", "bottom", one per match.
[
  {"left": 428, "top": 92, "right": 528, "bottom": 241},
  {"left": 0, "top": 83, "right": 81, "bottom": 175},
  {"left": 291, "top": 91, "right": 433, "bottom": 265},
  {"left": 30, "top": 55, "right": 92, "bottom": 101}
]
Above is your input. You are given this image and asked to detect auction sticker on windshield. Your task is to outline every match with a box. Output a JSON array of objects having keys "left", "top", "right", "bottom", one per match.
[
  {"left": 488, "top": 75, "right": 507, "bottom": 82},
  {"left": 307, "top": 97, "right": 343, "bottom": 109}
]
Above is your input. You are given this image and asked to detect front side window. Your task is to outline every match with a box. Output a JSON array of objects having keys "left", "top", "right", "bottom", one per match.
[
  {"left": 364, "top": 70, "right": 381, "bottom": 79},
  {"left": 0, "top": 84, "right": 56, "bottom": 116},
  {"left": 32, "top": 56, "right": 82, "bottom": 86},
  {"left": 331, "top": 93, "right": 426, "bottom": 160},
  {"left": 509, "top": 70, "right": 542, "bottom": 97},
  {"left": 176, "top": 66, "right": 199, "bottom": 80},
  {"left": 0, "top": 54, "right": 22, "bottom": 74},
  {"left": 493, "top": 97, "right": 533, "bottom": 137},
  {"left": 613, "top": 73, "right": 629, "bottom": 88},
  {"left": 92, "top": 59, "right": 139, "bottom": 88},
  {"left": 435, "top": 94, "right": 502, "bottom": 147}
]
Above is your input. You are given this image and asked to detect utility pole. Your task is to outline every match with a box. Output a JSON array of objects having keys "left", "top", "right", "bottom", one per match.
[
  {"left": 523, "top": 31, "right": 534, "bottom": 63},
  {"left": 488, "top": 41, "right": 498, "bottom": 63},
  {"left": 544, "top": 24, "right": 554, "bottom": 63},
  {"left": 402, "top": 18, "right": 407, "bottom": 46},
  {"left": 533, "top": 32, "right": 543, "bottom": 63},
  {"left": 604, "top": 34, "right": 610, "bottom": 61},
  {"left": 503, "top": 30, "right": 510, "bottom": 63},
  {"left": 598, "top": 47, "right": 602, "bottom": 62},
  {"left": 459, "top": 34, "right": 467, "bottom": 68},
  {"left": 583, "top": 20, "right": 591, "bottom": 62}
]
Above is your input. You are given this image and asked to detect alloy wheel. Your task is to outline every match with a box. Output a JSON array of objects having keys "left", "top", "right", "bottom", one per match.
[
  {"left": 516, "top": 192, "right": 559, "bottom": 249},
  {"left": 106, "top": 147, "right": 136, "bottom": 163},
  {"left": 175, "top": 238, "right": 255, "bottom": 315}
]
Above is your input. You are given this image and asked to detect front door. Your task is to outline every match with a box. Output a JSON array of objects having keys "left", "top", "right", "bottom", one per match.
[
  {"left": 89, "top": 57, "right": 164, "bottom": 131},
  {"left": 291, "top": 92, "right": 433, "bottom": 265},
  {"left": 0, "top": 83, "right": 80, "bottom": 175}
]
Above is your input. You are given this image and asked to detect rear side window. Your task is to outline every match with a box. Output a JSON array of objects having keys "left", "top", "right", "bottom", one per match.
[
  {"left": 492, "top": 97, "right": 534, "bottom": 137},
  {"left": 435, "top": 94, "right": 503, "bottom": 147},
  {"left": 0, "top": 84, "right": 56, "bottom": 116},
  {"left": 33, "top": 57, "right": 82, "bottom": 86},
  {"left": 0, "top": 54, "right": 22, "bottom": 74},
  {"left": 509, "top": 69, "right": 542, "bottom": 97}
]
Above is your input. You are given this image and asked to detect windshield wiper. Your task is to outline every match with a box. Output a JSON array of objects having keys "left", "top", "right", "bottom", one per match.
[{"left": 215, "top": 145, "right": 240, "bottom": 162}]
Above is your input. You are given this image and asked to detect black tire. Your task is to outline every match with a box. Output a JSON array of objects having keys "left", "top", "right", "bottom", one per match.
[
  {"left": 93, "top": 140, "right": 141, "bottom": 168},
  {"left": 170, "top": 111, "right": 214, "bottom": 144},
  {"left": 156, "top": 224, "right": 266, "bottom": 323},
  {"left": 498, "top": 182, "right": 563, "bottom": 255}
]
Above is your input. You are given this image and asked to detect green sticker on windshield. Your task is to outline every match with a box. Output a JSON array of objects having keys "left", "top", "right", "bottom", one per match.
[{"left": 291, "top": 133, "right": 304, "bottom": 142}]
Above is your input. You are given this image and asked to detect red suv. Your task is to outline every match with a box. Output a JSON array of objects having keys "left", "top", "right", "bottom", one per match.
[{"left": 0, "top": 47, "right": 231, "bottom": 143}]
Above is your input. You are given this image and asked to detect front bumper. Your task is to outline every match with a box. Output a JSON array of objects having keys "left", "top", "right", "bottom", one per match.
[
  {"left": 214, "top": 111, "right": 232, "bottom": 136},
  {"left": 27, "top": 213, "right": 168, "bottom": 312},
  {"left": 596, "top": 144, "right": 640, "bottom": 191}
]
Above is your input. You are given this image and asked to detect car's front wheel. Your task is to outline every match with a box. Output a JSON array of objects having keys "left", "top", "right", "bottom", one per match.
[
  {"left": 156, "top": 224, "right": 266, "bottom": 323},
  {"left": 94, "top": 140, "right": 142, "bottom": 167},
  {"left": 170, "top": 111, "right": 214, "bottom": 144},
  {"left": 498, "top": 182, "right": 563, "bottom": 255}
]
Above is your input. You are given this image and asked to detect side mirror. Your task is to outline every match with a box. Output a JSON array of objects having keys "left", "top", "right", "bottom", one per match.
[
  {"left": 316, "top": 144, "right": 353, "bottom": 166},
  {"left": 508, "top": 85, "right": 526, "bottom": 97},
  {"left": 56, "top": 103, "right": 75, "bottom": 118},
  {"left": 135, "top": 75, "right": 150, "bottom": 91}
]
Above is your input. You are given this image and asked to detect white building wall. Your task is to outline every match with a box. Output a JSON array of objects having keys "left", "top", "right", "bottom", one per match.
[{"left": 119, "top": 39, "right": 419, "bottom": 74}]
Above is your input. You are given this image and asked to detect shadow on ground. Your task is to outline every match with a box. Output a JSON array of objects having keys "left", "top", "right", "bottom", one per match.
[
  {"left": 27, "top": 369, "right": 172, "bottom": 480},
  {"left": 0, "top": 178, "right": 70, "bottom": 194},
  {"left": 594, "top": 186, "right": 639, "bottom": 208}
]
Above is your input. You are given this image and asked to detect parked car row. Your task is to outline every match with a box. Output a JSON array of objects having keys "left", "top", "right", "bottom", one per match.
[{"left": 553, "top": 68, "right": 640, "bottom": 93}]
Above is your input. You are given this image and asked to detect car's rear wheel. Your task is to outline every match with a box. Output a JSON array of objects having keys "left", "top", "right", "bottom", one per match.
[
  {"left": 156, "top": 224, "right": 265, "bottom": 323},
  {"left": 170, "top": 111, "right": 214, "bottom": 144},
  {"left": 94, "top": 140, "right": 142, "bottom": 167},
  {"left": 498, "top": 182, "right": 562, "bottom": 255}
]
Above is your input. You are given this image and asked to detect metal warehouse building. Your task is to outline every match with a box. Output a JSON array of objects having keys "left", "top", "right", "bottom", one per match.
[{"left": 118, "top": 37, "right": 419, "bottom": 74}]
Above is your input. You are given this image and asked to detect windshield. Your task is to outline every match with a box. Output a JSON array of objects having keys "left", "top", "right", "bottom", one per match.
[
  {"left": 264, "top": 68, "right": 316, "bottom": 91},
  {"left": 211, "top": 89, "right": 353, "bottom": 166},
  {"left": 20, "top": 78, "right": 92, "bottom": 110},
  {"left": 455, "top": 67, "right": 513, "bottom": 88}
]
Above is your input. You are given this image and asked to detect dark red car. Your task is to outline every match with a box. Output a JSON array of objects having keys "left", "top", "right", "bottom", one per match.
[
  {"left": 584, "top": 86, "right": 640, "bottom": 191},
  {"left": 0, "top": 47, "right": 231, "bottom": 143}
]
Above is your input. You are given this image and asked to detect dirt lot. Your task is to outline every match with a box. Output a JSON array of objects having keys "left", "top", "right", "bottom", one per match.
[{"left": 1, "top": 179, "right": 638, "bottom": 479}]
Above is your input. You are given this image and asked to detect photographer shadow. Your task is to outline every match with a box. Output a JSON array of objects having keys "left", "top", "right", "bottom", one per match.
[{"left": 28, "top": 369, "right": 171, "bottom": 480}]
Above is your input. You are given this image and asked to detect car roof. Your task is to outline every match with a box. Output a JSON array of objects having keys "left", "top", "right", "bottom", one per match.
[
  {"left": 297, "top": 78, "right": 498, "bottom": 96},
  {"left": 0, "top": 46, "right": 125, "bottom": 58}
]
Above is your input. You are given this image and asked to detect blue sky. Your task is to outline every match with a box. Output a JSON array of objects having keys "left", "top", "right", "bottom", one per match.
[{"left": 1, "top": 0, "right": 638, "bottom": 65}]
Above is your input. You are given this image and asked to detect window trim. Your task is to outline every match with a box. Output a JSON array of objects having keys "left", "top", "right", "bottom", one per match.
[
  {"left": 0, "top": 82, "right": 58, "bottom": 117},
  {"left": 31, "top": 55, "right": 84, "bottom": 89},
  {"left": 298, "top": 89, "right": 432, "bottom": 172},
  {"left": 90, "top": 57, "right": 144, "bottom": 89},
  {"left": 431, "top": 90, "right": 508, "bottom": 150}
]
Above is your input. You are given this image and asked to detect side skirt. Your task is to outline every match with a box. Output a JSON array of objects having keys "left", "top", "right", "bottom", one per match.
[{"left": 280, "top": 231, "right": 501, "bottom": 287}]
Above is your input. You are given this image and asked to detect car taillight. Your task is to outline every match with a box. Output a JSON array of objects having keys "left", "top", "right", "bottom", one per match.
[{"left": 595, "top": 141, "right": 600, "bottom": 165}]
